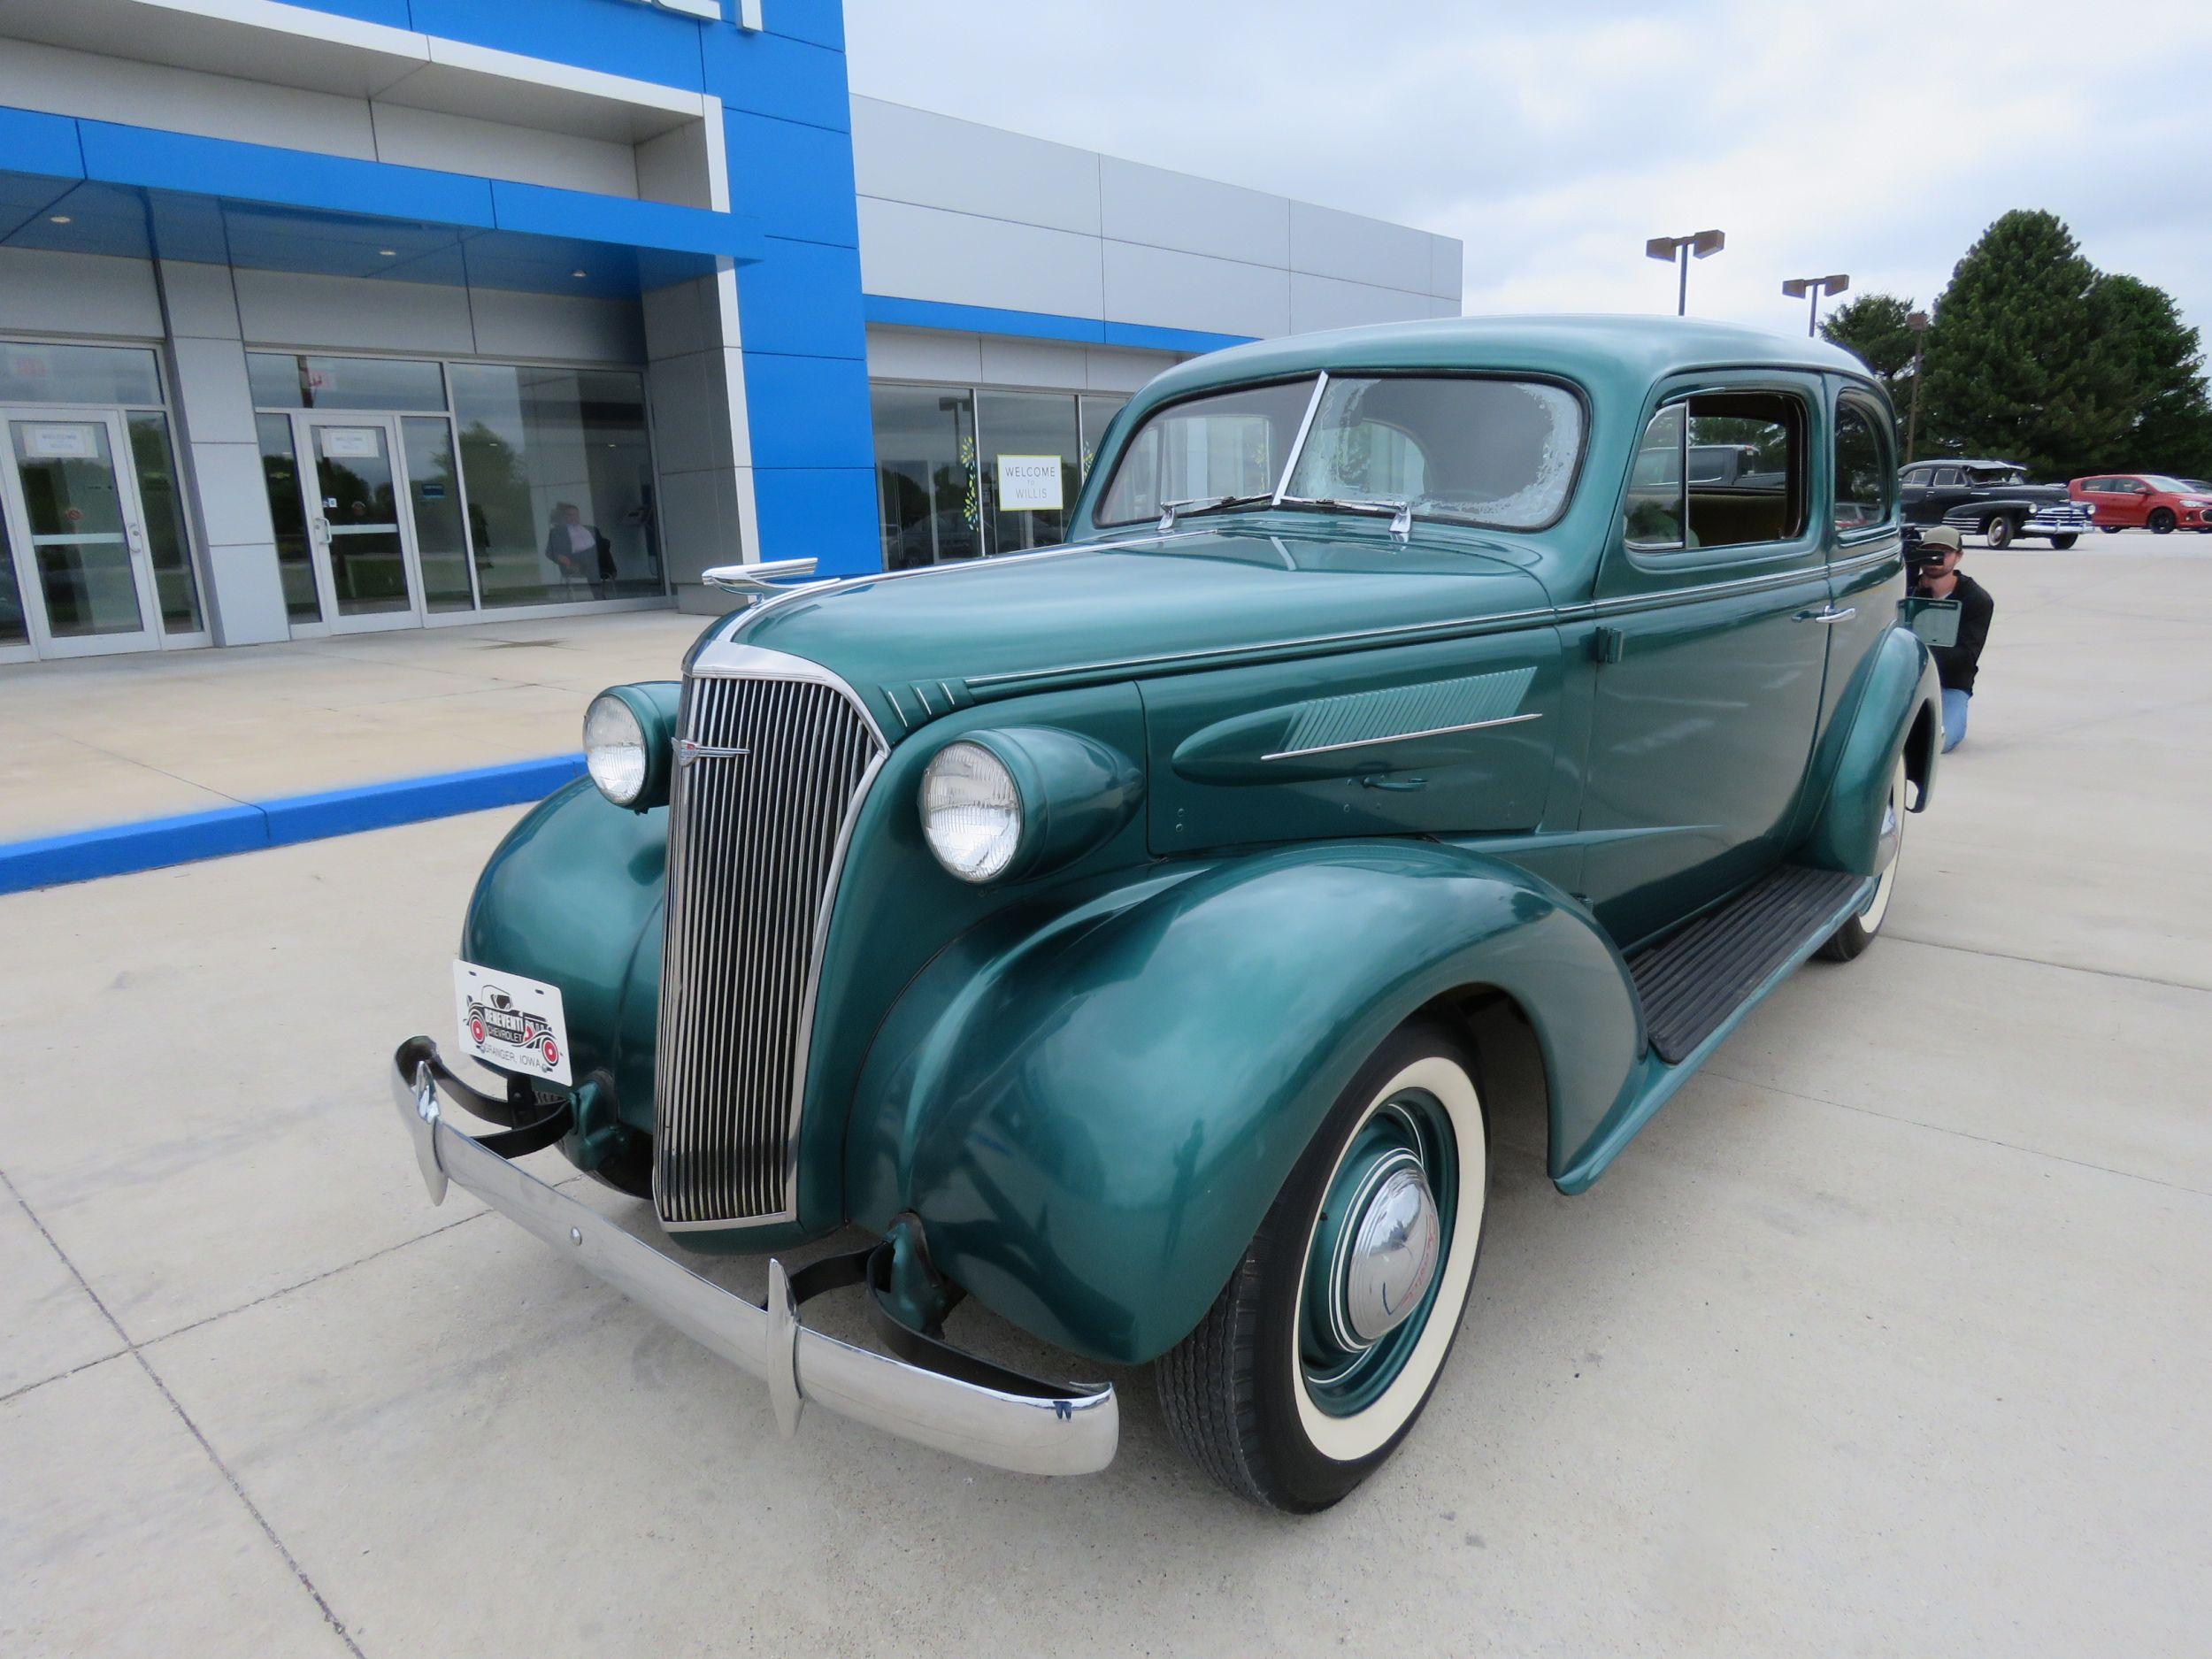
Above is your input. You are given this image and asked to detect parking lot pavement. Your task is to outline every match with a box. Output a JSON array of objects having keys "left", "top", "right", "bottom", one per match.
[
  {"left": 0, "top": 610, "right": 701, "bottom": 841},
  {"left": 4, "top": 542, "right": 2208, "bottom": 1656}
]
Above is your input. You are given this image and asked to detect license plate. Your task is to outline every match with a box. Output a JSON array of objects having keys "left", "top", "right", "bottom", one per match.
[{"left": 454, "top": 960, "right": 572, "bottom": 1086}]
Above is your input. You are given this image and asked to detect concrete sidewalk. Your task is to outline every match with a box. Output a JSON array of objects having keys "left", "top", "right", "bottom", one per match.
[{"left": 0, "top": 611, "right": 703, "bottom": 844}]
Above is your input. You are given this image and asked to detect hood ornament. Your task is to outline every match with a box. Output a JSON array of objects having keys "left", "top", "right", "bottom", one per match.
[{"left": 701, "top": 557, "right": 833, "bottom": 608}]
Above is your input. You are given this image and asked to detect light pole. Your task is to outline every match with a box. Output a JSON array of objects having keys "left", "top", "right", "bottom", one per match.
[
  {"left": 1645, "top": 230, "right": 1725, "bottom": 316},
  {"left": 1783, "top": 273, "right": 1850, "bottom": 336},
  {"left": 1904, "top": 309, "right": 1931, "bottom": 462}
]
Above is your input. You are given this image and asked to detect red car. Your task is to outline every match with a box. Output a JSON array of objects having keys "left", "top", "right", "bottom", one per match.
[{"left": 2070, "top": 473, "right": 2212, "bottom": 534}]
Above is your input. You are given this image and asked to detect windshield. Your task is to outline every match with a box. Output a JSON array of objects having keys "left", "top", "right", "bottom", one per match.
[
  {"left": 1094, "top": 373, "right": 1586, "bottom": 532},
  {"left": 1093, "top": 379, "right": 1317, "bottom": 526}
]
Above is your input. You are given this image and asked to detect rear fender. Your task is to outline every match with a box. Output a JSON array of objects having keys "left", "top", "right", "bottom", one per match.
[
  {"left": 1802, "top": 624, "right": 1941, "bottom": 877},
  {"left": 843, "top": 841, "right": 1642, "bottom": 1365}
]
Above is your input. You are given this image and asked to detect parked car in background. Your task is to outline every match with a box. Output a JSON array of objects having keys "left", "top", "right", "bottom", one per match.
[
  {"left": 2070, "top": 473, "right": 2212, "bottom": 534},
  {"left": 1900, "top": 458, "right": 2093, "bottom": 548},
  {"left": 391, "top": 317, "right": 1946, "bottom": 1511}
]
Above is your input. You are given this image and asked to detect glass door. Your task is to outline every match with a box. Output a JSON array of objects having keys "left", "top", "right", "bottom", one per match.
[
  {"left": 291, "top": 413, "right": 425, "bottom": 633},
  {"left": 0, "top": 409, "right": 164, "bottom": 658}
]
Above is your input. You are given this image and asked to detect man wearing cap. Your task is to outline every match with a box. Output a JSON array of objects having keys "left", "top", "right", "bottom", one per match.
[{"left": 1911, "top": 526, "right": 1993, "bottom": 752}]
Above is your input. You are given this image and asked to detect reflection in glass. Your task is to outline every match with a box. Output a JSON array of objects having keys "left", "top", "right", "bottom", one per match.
[
  {"left": 1095, "top": 379, "right": 1316, "bottom": 526},
  {"left": 249, "top": 355, "right": 448, "bottom": 413},
  {"left": 314, "top": 425, "right": 411, "bottom": 616},
  {"left": 978, "top": 390, "right": 1079, "bottom": 555},
  {"left": 0, "top": 342, "right": 163, "bottom": 407},
  {"left": 1833, "top": 401, "right": 1894, "bottom": 531},
  {"left": 451, "top": 365, "right": 661, "bottom": 607},
  {"left": 403, "top": 416, "right": 474, "bottom": 611},
  {"left": 256, "top": 413, "right": 322, "bottom": 624},
  {"left": 1079, "top": 395, "right": 1128, "bottom": 480},
  {"left": 872, "top": 385, "right": 979, "bottom": 569},
  {"left": 0, "top": 503, "right": 25, "bottom": 647},
  {"left": 127, "top": 413, "right": 204, "bottom": 634},
  {"left": 11, "top": 419, "right": 143, "bottom": 639}
]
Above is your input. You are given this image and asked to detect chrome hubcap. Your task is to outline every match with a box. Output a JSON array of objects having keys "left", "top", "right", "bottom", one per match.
[{"left": 1341, "top": 1164, "right": 1441, "bottom": 1343}]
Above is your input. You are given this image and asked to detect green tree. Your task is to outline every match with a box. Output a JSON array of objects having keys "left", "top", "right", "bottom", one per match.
[
  {"left": 1921, "top": 210, "right": 2133, "bottom": 478},
  {"left": 2085, "top": 273, "right": 2212, "bottom": 478},
  {"left": 1821, "top": 291, "right": 1920, "bottom": 406}
]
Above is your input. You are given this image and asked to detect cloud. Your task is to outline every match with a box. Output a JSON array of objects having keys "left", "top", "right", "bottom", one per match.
[{"left": 844, "top": 0, "right": 2212, "bottom": 342}]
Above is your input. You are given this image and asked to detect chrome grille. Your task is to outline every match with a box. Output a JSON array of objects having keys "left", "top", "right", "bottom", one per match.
[{"left": 654, "top": 664, "right": 885, "bottom": 1226}]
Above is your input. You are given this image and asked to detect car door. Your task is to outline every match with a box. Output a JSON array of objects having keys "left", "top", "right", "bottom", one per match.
[
  {"left": 1815, "top": 384, "right": 1906, "bottom": 777},
  {"left": 1578, "top": 373, "right": 1835, "bottom": 949},
  {"left": 2115, "top": 478, "right": 2150, "bottom": 526}
]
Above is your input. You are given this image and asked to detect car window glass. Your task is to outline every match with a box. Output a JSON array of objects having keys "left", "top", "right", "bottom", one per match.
[
  {"left": 1932, "top": 467, "right": 1962, "bottom": 487},
  {"left": 1624, "top": 391, "right": 1807, "bottom": 551},
  {"left": 1833, "top": 397, "right": 1894, "bottom": 532},
  {"left": 1094, "top": 379, "right": 1315, "bottom": 526}
]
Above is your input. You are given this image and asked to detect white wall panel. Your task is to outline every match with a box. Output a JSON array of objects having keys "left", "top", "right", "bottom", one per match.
[
  {"left": 157, "top": 262, "right": 243, "bottom": 340},
  {"left": 1289, "top": 202, "right": 1437, "bottom": 296},
  {"left": 864, "top": 326, "right": 983, "bottom": 384},
  {"left": 168, "top": 335, "right": 259, "bottom": 444},
  {"left": 858, "top": 197, "right": 1104, "bottom": 318},
  {"left": 1099, "top": 157, "right": 1288, "bottom": 267},
  {"left": 1289, "top": 273, "right": 1440, "bottom": 334},
  {"left": 852, "top": 97, "right": 1101, "bottom": 236},
  {"left": 0, "top": 249, "right": 164, "bottom": 338},
  {"left": 1102, "top": 241, "right": 1289, "bottom": 339},
  {"left": 233, "top": 269, "right": 476, "bottom": 355},
  {"left": 369, "top": 104, "right": 639, "bottom": 197},
  {"left": 187, "top": 440, "right": 276, "bottom": 548},
  {"left": 1430, "top": 237, "right": 1464, "bottom": 302},
  {"left": 978, "top": 336, "right": 1090, "bottom": 390},
  {"left": 1085, "top": 346, "right": 1176, "bottom": 393},
  {"left": 0, "top": 39, "right": 377, "bottom": 158},
  {"left": 467, "top": 288, "right": 646, "bottom": 363}
]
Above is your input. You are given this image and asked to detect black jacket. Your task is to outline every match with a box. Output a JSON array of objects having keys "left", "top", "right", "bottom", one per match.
[{"left": 1922, "top": 571, "right": 1993, "bottom": 694}]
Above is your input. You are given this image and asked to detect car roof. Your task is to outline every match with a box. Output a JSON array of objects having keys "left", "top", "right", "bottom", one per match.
[{"left": 1136, "top": 314, "right": 1877, "bottom": 403}]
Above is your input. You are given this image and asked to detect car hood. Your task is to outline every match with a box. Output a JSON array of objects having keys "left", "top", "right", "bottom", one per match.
[{"left": 698, "top": 523, "right": 1557, "bottom": 732}]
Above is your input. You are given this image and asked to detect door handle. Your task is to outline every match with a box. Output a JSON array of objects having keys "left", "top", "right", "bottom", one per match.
[{"left": 1793, "top": 605, "right": 1855, "bottom": 625}]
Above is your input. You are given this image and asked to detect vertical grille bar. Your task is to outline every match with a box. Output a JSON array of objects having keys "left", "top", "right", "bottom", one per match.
[{"left": 654, "top": 667, "right": 885, "bottom": 1226}]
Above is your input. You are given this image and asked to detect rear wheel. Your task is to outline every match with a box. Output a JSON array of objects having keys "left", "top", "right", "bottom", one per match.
[
  {"left": 1984, "top": 515, "right": 2015, "bottom": 549},
  {"left": 2149, "top": 508, "right": 2177, "bottom": 534},
  {"left": 2047, "top": 534, "right": 2078, "bottom": 549},
  {"left": 1157, "top": 1018, "right": 1489, "bottom": 1512},
  {"left": 1819, "top": 757, "right": 1906, "bottom": 962}
]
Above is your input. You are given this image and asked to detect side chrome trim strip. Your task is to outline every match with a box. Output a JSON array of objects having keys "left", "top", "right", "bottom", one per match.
[{"left": 1262, "top": 710, "right": 1543, "bottom": 761}]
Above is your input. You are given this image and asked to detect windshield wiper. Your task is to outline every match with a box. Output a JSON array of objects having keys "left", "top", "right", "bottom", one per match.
[
  {"left": 1276, "top": 494, "right": 1417, "bottom": 541},
  {"left": 1156, "top": 492, "right": 1275, "bottom": 533}
]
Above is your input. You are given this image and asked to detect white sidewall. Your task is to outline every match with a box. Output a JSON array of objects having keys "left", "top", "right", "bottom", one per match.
[
  {"left": 1292, "top": 1054, "right": 1486, "bottom": 1463},
  {"left": 1860, "top": 757, "right": 1907, "bottom": 934}
]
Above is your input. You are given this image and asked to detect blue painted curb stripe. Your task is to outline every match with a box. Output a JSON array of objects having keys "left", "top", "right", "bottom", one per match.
[{"left": 0, "top": 755, "right": 588, "bottom": 898}]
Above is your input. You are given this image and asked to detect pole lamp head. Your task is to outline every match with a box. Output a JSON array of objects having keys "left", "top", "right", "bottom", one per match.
[
  {"left": 1690, "top": 229, "right": 1725, "bottom": 258},
  {"left": 1646, "top": 236, "right": 1680, "bottom": 261},
  {"left": 1909, "top": 309, "right": 1931, "bottom": 333}
]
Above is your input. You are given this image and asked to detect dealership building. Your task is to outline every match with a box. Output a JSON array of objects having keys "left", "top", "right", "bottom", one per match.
[{"left": 0, "top": 0, "right": 1463, "bottom": 664}]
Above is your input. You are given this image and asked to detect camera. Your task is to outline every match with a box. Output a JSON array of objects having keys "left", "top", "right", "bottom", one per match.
[{"left": 1901, "top": 525, "right": 1942, "bottom": 585}]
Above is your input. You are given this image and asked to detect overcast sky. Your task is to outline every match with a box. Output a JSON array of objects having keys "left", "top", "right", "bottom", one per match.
[{"left": 844, "top": 0, "right": 2212, "bottom": 344}]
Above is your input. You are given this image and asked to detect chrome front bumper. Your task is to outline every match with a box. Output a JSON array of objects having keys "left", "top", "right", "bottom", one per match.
[{"left": 390, "top": 1043, "right": 1118, "bottom": 1477}]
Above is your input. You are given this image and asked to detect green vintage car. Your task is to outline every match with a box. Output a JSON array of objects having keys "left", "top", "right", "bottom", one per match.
[{"left": 392, "top": 316, "right": 1946, "bottom": 1511}]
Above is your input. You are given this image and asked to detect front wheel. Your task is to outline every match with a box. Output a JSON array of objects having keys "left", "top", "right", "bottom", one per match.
[
  {"left": 1984, "top": 515, "right": 2015, "bottom": 549},
  {"left": 2047, "top": 534, "right": 2078, "bottom": 549},
  {"left": 2100, "top": 525, "right": 2123, "bottom": 534},
  {"left": 2149, "top": 508, "right": 2177, "bottom": 534},
  {"left": 1819, "top": 757, "right": 1906, "bottom": 962},
  {"left": 1157, "top": 1018, "right": 1489, "bottom": 1512}
]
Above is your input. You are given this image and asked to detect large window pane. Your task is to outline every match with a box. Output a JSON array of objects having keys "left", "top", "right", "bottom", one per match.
[
  {"left": 451, "top": 364, "right": 661, "bottom": 607},
  {"left": 249, "top": 354, "right": 448, "bottom": 413},
  {"left": 255, "top": 413, "right": 322, "bottom": 624},
  {"left": 1079, "top": 395, "right": 1128, "bottom": 481},
  {"left": 872, "top": 385, "right": 978, "bottom": 569},
  {"left": 978, "top": 390, "right": 1079, "bottom": 555},
  {"left": 0, "top": 504, "right": 25, "bottom": 646},
  {"left": 0, "top": 342, "right": 162, "bottom": 406},
  {"left": 127, "top": 412, "right": 204, "bottom": 633},
  {"left": 403, "top": 416, "right": 474, "bottom": 612},
  {"left": 1094, "top": 379, "right": 1315, "bottom": 526}
]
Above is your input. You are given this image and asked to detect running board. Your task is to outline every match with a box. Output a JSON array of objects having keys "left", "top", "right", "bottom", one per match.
[{"left": 1627, "top": 865, "right": 1869, "bottom": 1064}]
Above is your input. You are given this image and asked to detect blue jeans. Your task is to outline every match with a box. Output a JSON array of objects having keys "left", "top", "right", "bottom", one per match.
[{"left": 1941, "top": 688, "right": 1970, "bottom": 752}]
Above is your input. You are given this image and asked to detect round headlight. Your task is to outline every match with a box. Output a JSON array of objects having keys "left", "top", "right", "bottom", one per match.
[
  {"left": 920, "top": 741, "right": 1023, "bottom": 882},
  {"left": 584, "top": 692, "right": 649, "bottom": 806}
]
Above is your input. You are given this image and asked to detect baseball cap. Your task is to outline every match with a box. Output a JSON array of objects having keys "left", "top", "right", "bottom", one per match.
[{"left": 1918, "top": 526, "right": 1962, "bottom": 554}]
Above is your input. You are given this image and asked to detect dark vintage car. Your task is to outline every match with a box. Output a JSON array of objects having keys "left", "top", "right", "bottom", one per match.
[
  {"left": 1899, "top": 457, "right": 2093, "bottom": 548},
  {"left": 391, "top": 317, "right": 1947, "bottom": 1510}
]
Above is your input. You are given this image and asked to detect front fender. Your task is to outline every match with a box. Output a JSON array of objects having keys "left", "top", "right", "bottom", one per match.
[
  {"left": 461, "top": 779, "right": 665, "bottom": 1133},
  {"left": 1802, "top": 624, "right": 1940, "bottom": 878},
  {"left": 843, "top": 841, "right": 1642, "bottom": 1366}
]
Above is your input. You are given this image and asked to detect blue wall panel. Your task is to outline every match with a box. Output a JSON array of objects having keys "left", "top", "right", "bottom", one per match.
[
  {"left": 723, "top": 109, "right": 858, "bottom": 248},
  {"left": 764, "top": 0, "right": 845, "bottom": 50},
  {"left": 750, "top": 468, "right": 880, "bottom": 577},
  {"left": 286, "top": 0, "right": 415, "bottom": 25},
  {"left": 701, "top": 28, "right": 851, "bottom": 130},
  {"left": 405, "top": 0, "right": 708, "bottom": 89},
  {"left": 741, "top": 352, "right": 875, "bottom": 468},
  {"left": 734, "top": 237, "right": 867, "bottom": 357}
]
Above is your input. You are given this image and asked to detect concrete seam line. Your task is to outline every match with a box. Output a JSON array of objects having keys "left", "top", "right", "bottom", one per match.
[
  {"left": 0, "top": 1170, "right": 368, "bottom": 1659},
  {"left": 0, "top": 754, "right": 588, "bottom": 895}
]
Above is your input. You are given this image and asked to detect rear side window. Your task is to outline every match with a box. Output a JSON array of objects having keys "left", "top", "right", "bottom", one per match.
[
  {"left": 1833, "top": 396, "right": 1895, "bottom": 533},
  {"left": 1624, "top": 390, "right": 1808, "bottom": 551}
]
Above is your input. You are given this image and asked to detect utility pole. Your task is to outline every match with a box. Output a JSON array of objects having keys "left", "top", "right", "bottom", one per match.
[
  {"left": 1782, "top": 273, "right": 1850, "bottom": 337},
  {"left": 1645, "top": 230, "right": 1725, "bottom": 316},
  {"left": 1905, "top": 309, "right": 1931, "bottom": 462}
]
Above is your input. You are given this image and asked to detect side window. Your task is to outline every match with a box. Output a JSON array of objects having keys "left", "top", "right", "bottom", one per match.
[
  {"left": 1624, "top": 391, "right": 1807, "bottom": 552},
  {"left": 1833, "top": 396, "right": 1895, "bottom": 532},
  {"left": 1932, "top": 466, "right": 1962, "bottom": 488}
]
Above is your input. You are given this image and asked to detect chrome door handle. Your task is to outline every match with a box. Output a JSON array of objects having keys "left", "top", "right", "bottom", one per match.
[{"left": 1793, "top": 605, "right": 1855, "bottom": 625}]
